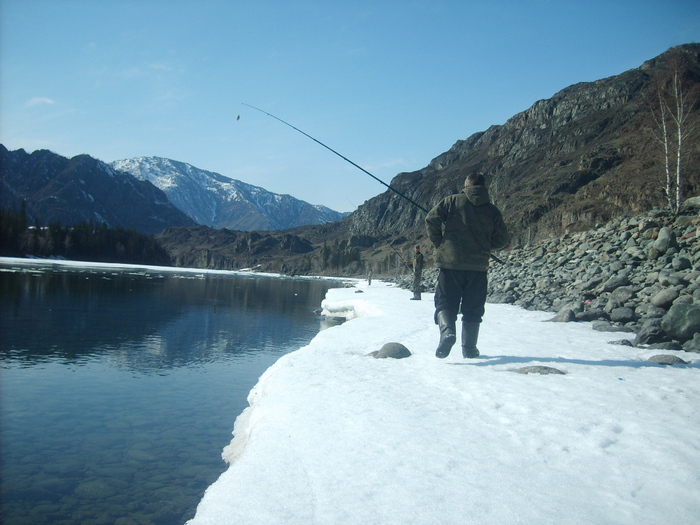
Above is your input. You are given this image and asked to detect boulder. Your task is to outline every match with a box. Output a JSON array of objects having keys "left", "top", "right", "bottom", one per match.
[
  {"left": 633, "top": 318, "right": 668, "bottom": 346},
  {"left": 369, "top": 342, "right": 412, "bottom": 359},
  {"left": 681, "top": 196, "right": 700, "bottom": 211},
  {"left": 610, "top": 307, "right": 636, "bottom": 323},
  {"left": 672, "top": 257, "right": 692, "bottom": 271},
  {"left": 651, "top": 288, "right": 679, "bottom": 309},
  {"left": 661, "top": 303, "right": 700, "bottom": 342},
  {"left": 652, "top": 227, "right": 675, "bottom": 254},
  {"left": 601, "top": 271, "right": 632, "bottom": 292},
  {"left": 576, "top": 308, "right": 608, "bottom": 322},
  {"left": 683, "top": 333, "right": 700, "bottom": 352},
  {"left": 546, "top": 309, "right": 576, "bottom": 322},
  {"left": 647, "top": 354, "right": 690, "bottom": 366}
]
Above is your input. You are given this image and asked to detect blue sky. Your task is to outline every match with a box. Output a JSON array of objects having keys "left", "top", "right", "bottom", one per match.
[{"left": 2, "top": 1, "right": 699, "bottom": 212}]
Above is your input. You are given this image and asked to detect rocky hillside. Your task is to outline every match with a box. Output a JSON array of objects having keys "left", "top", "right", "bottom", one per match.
[{"left": 347, "top": 44, "right": 700, "bottom": 246}]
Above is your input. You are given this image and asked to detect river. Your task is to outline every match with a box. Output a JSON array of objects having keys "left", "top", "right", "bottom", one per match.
[{"left": 0, "top": 258, "right": 342, "bottom": 524}]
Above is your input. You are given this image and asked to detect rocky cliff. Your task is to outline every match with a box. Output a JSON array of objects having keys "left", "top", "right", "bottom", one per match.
[{"left": 346, "top": 44, "right": 700, "bottom": 247}]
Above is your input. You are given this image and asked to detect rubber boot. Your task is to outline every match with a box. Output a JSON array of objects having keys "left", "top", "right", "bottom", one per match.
[
  {"left": 462, "top": 321, "right": 480, "bottom": 358},
  {"left": 435, "top": 310, "right": 456, "bottom": 359}
]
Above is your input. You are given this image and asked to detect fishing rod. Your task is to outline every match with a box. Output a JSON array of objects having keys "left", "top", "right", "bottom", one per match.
[
  {"left": 241, "top": 103, "right": 503, "bottom": 264},
  {"left": 242, "top": 103, "right": 428, "bottom": 213}
]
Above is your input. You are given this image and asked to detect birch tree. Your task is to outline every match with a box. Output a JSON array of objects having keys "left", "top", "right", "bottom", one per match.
[{"left": 649, "top": 51, "right": 699, "bottom": 214}]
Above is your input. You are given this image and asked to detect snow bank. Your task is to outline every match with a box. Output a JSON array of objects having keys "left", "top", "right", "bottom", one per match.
[{"left": 189, "top": 281, "right": 700, "bottom": 525}]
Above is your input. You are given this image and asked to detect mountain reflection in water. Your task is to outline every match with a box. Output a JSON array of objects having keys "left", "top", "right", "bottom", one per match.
[{"left": 0, "top": 260, "right": 342, "bottom": 524}]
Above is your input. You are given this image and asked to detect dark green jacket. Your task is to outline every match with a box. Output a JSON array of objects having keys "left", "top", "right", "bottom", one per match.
[{"left": 425, "top": 185, "right": 509, "bottom": 272}]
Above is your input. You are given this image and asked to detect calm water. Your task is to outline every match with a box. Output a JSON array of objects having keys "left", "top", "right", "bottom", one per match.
[{"left": 0, "top": 260, "right": 341, "bottom": 524}]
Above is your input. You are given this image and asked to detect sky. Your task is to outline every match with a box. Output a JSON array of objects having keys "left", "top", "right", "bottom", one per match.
[
  {"left": 186, "top": 280, "right": 699, "bottom": 525},
  {"left": 2, "top": 1, "right": 699, "bottom": 213}
]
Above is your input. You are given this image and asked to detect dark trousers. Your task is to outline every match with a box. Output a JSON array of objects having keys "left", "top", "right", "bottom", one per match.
[
  {"left": 434, "top": 268, "right": 488, "bottom": 323},
  {"left": 413, "top": 270, "right": 422, "bottom": 296}
]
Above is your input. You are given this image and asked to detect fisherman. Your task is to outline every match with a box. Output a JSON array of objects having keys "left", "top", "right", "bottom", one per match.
[
  {"left": 425, "top": 173, "right": 509, "bottom": 359},
  {"left": 410, "top": 245, "right": 424, "bottom": 300}
]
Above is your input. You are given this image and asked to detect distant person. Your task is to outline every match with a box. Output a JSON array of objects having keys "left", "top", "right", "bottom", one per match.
[
  {"left": 367, "top": 269, "right": 373, "bottom": 286},
  {"left": 425, "top": 173, "right": 509, "bottom": 358},
  {"left": 411, "top": 245, "right": 424, "bottom": 300}
]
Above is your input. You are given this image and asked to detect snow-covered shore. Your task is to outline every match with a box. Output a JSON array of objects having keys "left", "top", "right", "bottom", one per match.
[{"left": 188, "top": 280, "right": 700, "bottom": 525}]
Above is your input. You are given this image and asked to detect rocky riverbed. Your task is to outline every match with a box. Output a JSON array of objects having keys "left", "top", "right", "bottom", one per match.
[{"left": 397, "top": 199, "right": 700, "bottom": 352}]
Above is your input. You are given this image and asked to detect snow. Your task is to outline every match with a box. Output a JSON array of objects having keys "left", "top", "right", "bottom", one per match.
[
  {"left": 0, "top": 257, "right": 346, "bottom": 284},
  {"left": 188, "top": 279, "right": 700, "bottom": 525}
]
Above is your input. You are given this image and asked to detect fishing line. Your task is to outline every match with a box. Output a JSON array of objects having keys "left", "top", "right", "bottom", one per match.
[{"left": 241, "top": 103, "right": 429, "bottom": 213}]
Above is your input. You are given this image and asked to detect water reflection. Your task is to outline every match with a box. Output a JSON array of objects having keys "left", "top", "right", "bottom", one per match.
[
  {"left": 1, "top": 263, "right": 334, "bottom": 370},
  {"left": 0, "top": 260, "right": 342, "bottom": 524}
]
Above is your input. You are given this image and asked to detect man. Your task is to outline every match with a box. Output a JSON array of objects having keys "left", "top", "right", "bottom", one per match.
[
  {"left": 425, "top": 173, "right": 509, "bottom": 359},
  {"left": 411, "top": 245, "right": 424, "bottom": 300}
]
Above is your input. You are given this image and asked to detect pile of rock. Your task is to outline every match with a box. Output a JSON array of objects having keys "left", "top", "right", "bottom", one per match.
[
  {"left": 487, "top": 200, "right": 700, "bottom": 351},
  {"left": 396, "top": 199, "right": 700, "bottom": 352}
]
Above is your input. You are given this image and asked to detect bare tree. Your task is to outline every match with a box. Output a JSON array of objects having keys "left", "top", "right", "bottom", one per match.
[{"left": 649, "top": 50, "right": 699, "bottom": 214}]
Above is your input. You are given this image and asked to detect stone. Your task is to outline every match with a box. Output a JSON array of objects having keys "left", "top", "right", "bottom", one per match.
[
  {"left": 610, "top": 285, "right": 637, "bottom": 304},
  {"left": 635, "top": 303, "right": 668, "bottom": 320},
  {"left": 661, "top": 303, "right": 700, "bottom": 342},
  {"left": 546, "top": 309, "right": 576, "bottom": 322},
  {"left": 592, "top": 321, "right": 635, "bottom": 333},
  {"left": 653, "top": 227, "right": 675, "bottom": 254},
  {"left": 667, "top": 272, "right": 690, "bottom": 286},
  {"left": 683, "top": 333, "right": 700, "bottom": 352},
  {"left": 650, "top": 288, "right": 679, "bottom": 309},
  {"left": 514, "top": 366, "right": 566, "bottom": 375},
  {"left": 647, "top": 354, "right": 690, "bottom": 365},
  {"left": 681, "top": 196, "right": 700, "bottom": 211},
  {"left": 369, "top": 342, "right": 412, "bottom": 359},
  {"left": 579, "top": 276, "right": 604, "bottom": 291},
  {"left": 672, "top": 257, "right": 692, "bottom": 271},
  {"left": 610, "top": 307, "right": 636, "bottom": 323},
  {"left": 575, "top": 309, "right": 608, "bottom": 322},
  {"left": 633, "top": 318, "right": 668, "bottom": 345},
  {"left": 673, "top": 294, "right": 694, "bottom": 305},
  {"left": 608, "top": 339, "right": 634, "bottom": 346},
  {"left": 601, "top": 271, "right": 632, "bottom": 292}
]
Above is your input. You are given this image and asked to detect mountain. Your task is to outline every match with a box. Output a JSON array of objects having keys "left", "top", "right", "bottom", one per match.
[
  {"left": 111, "top": 156, "right": 347, "bottom": 231},
  {"left": 0, "top": 146, "right": 196, "bottom": 235},
  {"left": 347, "top": 44, "right": 700, "bottom": 247},
  {"left": 154, "top": 44, "right": 700, "bottom": 274}
]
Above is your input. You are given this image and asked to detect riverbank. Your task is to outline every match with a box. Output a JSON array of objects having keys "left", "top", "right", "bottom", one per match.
[{"left": 188, "top": 280, "right": 700, "bottom": 524}]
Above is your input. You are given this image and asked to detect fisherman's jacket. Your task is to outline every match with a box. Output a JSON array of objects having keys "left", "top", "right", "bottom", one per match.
[{"left": 425, "top": 185, "right": 509, "bottom": 272}]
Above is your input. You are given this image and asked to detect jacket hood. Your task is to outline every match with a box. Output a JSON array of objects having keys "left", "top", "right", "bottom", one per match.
[{"left": 463, "top": 185, "right": 491, "bottom": 206}]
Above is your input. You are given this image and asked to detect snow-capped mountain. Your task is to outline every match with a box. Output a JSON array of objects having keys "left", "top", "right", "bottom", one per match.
[
  {"left": 0, "top": 145, "right": 196, "bottom": 235},
  {"left": 111, "top": 157, "right": 346, "bottom": 231}
]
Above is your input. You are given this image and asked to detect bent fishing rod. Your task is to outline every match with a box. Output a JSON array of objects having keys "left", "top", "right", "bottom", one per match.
[
  {"left": 241, "top": 103, "right": 503, "bottom": 264},
  {"left": 242, "top": 103, "right": 428, "bottom": 213}
]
